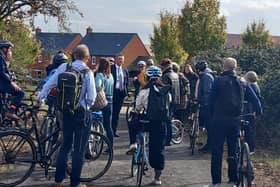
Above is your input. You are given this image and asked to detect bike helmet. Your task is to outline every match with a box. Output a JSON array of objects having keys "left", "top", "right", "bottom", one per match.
[
  {"left": 53, "top": 52, "right": 68, "bottom": 65},
  {"left": 146, "top": 65, "right": 162, "bottom": 78},
  {"left": 0, "top": 40, "right": 14, "bottom": 49},
  {"left": 160, "top": 58, "right": 172, "bottom": 67},
  {"left": 137, "top": 60, "right": 146, "bottom": 66},
  {"left": 195, "top": 60, "right": 207, "bottom": 71}
]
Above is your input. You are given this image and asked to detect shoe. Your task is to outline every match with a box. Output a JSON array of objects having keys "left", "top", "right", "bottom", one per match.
[
  {"left": 228, "top": 181, "right": 237, "bottom": 187},
  {"left": 126, "top": 143, "right": 137, "bottom": 155},
  {"left": 74, "top": 184, "right": 87, "bottom": 187},
  {"left": 114, "top": 133, "right": 120, "bottom": 137},
  {"left": 150, "top": 179, "right": 162, "bottom": 185},
  {"left": 54, "top": 182, "right": 62, "bottom": 187},
  {"left": 5, "top": 112, "right": 21, "bottom": 121},
  {"left": 203, "top": 183, "right": 221, "bottom": 187}
]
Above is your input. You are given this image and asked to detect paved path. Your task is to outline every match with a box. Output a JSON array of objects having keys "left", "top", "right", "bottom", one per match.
[{"left": 19, "top": 108, "right": 214, "bottom": 187}]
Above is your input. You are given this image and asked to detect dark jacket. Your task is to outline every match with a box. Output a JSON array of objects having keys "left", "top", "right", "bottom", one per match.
[
  {"left": 111, "top": 64, "right": 129, "bottom": 97},
  {"left": 209, "top": 70, "right": 262, "bottom": 120},
  {"left": 184, "top": 71, "right": 198, "bottom": 100},
  {"left": 243, "top": 82, "right": 262, "bottom": 114},
  {"left": 0, "top": 52, "right": 11, "bottom": 87},
  {"left": 197, "top": 68, "right": 214, "bottom": 106},
  {"left": 162, "top": 67, "right": 180, "bottom": 106}
]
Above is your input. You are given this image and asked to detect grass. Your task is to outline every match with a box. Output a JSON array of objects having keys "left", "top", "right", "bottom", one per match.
[{"left": 252, "top": 149, "right": 280, "bottom": 170}]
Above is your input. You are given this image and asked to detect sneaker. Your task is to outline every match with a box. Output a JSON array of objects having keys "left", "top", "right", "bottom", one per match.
[
  {"left": 203, "top": 184, "right": 221, "bottom": 187},
  {"left": 150, "top": 179, "right": 162, "bottom": 185},
  {"left": 228, "top": 181, "right": 237, "bottom": 187},
  {"left": 74, "top": 184, "right": 87, "bottom": 187},
  {"left": 53, "top": 182, "right": 62, "bottom": 187},
  {"left": 126, "top": 143, "right": 137, "bottom": 155}
]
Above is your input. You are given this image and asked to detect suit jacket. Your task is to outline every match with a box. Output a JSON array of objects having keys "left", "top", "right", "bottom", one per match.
[{"left": 111, "top": 64, "right": 129, "bottom": 97}]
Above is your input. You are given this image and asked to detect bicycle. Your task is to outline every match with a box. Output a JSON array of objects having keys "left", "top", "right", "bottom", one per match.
[
  {"left": 0, "top": 105, "right": 113, "bottom": 186},
  {"left": 237, "top": 114, "right": 255, "bottom": 187},
  {"left": 171, "top": 118, "right": 184, "bottom": 144},
  {"left": 188, "top": 101, "right": 200, "bottom": 155},
  {"left": 130, "top": 116, "right": 149, "bottom": 187}
]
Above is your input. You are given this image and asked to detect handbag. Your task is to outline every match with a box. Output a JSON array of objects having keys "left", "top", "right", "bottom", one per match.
[{"left": 91, "top": 75, "right": 108, "bottom": 111}]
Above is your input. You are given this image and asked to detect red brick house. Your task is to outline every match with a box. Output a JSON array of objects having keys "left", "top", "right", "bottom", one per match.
[
  {"left": 29, "top": 28, "right": 82, "bottom": 79},
  {"left": 79, "top": 27, "right": 152, "bottom": 72}
]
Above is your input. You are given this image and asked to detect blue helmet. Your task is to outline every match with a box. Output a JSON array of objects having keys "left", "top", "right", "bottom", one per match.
[
  {"left": 146, "top": 65, "right": 162, "bottom": 78},
  {"left": 0, "top": 40, "right": 14, "bottom": 49},
  {"left": 53, "top": 52, "right": 68, "bottom": 65}
]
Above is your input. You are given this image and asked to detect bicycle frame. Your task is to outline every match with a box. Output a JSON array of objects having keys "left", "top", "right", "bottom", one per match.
[{"left": 133, "top": 131, "right": 148, "bottom": 164}]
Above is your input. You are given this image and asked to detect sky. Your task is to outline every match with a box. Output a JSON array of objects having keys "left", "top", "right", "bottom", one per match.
[{"left": 34, "top": 0, "right": 280, "bottom": 44}]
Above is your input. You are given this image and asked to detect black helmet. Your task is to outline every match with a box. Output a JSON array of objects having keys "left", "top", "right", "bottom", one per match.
[
  {"left": 195, "top": 61, "right": 207, "bottom": 71},
  {"left": 0, "top": 40, "right": 14, "bottom": 49},
  {"left": 53, "top": 52, "right": 68, "bottom": 65}
]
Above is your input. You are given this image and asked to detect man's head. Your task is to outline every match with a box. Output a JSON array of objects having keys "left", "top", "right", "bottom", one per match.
[
  {"left": 146, "top": 58, "right": 154, "bottom": 67},
  {"left": 223, "top": 57, "right": 237, "bottom": 72},
  {"left": 0, "top": 40, "right": 13, "bottom": 61},
  {"left": 53, "top": 51, "right": 68, "bottom": 66},
  {"left": 184, "top": 64, "right": 193, "bottom": 74},
  {"left": 171, "top": 62, "right": 180, "bottom": 73},
  {"left": 108, "top": 57, "right": 115, "bottom": 65},
  {"left": 160, "top": 58, "right": 172, "bottom": 71},
  {"left": 116, "top": 54, "right": 125, "bottom": 66},
  {"left": 72, "top": 44, "right": 90, "bottom": 63},
  {"left": 195, "top": 61, "right": 207, "bottom": 73}
]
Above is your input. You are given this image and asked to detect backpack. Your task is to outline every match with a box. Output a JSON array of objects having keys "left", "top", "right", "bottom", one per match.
[
  {"left": 216, "top": 75, "right": 245, "bottom": 116},
  {"left": 57, "top": 63, "right": 89, "bottom": 115},
  {"left": 146, "top": 84, "right": 171, "bottom": 121}
]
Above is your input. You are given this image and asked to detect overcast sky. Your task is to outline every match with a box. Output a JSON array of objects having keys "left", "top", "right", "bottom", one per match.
[{"left": 34, "top": 0, "right": 280, "bottom": 44}]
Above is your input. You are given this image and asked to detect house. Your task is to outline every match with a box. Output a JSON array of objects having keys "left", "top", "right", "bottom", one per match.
[
  {"left": 226, "top": 33, "right": 280, "bottom": 48},
  {"left": 29, "top": 27, "right": 83, "bottom": 79},
  {"left": 79, "top": 27, "right": 152, "bottom": 72}
]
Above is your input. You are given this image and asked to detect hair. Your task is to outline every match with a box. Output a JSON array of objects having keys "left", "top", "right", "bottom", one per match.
[
  {"left": 72, "top": 44, "right": 90, "bottom": 60},
  {"left": 172, "top": 62, "right": 180, "bottom": 73},
  {"left": 223, "top": 57, "right": 237, "bottom": 71},
  {"left": 244, "top": 71, "right": 258, "bottom": 83},
  {"left": 97, "top": 57, "right": 111, "bottom": 77},
  {"left": 146, "top": 58, "right": 154, "bottom": 66}
]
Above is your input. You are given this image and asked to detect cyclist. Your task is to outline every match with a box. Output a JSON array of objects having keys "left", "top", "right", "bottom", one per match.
[
  {"left": 160, "top": 58, "right": 180, "bottom": 146},
  {"left": 207, "top": 57, "right": 262, "bottom": 187},
  {"left": 35, "top": 51, "right": 68, "bottom": 113},
  {"left": 195, "top": 60, "right": 214, "bottom": 153},
  {"left": 127, "top": 65, "right": 171, "bottom": 185},
  {"left": 0, "top": 40, "right": 24, "bottom": 120},
  {"left": 133, "top": 60, "right": 147, "bottom": 98}
]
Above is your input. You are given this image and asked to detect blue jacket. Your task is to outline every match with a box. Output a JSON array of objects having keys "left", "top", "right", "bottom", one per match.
[{"left": 197, "top": 68, "right": 214, "bottom": 106}]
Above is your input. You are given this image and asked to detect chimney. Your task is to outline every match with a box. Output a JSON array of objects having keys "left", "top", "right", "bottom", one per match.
[
  {"left": 35, "top": 27, "right": 42, "bottom": 34},
  {"left": 86, "top": 26, "right": 93, "bottom": 34}
]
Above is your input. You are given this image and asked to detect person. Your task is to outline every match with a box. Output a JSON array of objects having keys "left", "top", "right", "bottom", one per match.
[
  {"left": 111, "top": 54, "right": 129, "bottom": 137},
  {"left": 35, "top": 51, "right": 68, "bottom": 113},
  {"left": 0, "top": 40, "right": 24, "bottom": 120},
  {"left": 195, "top": 60, "right": 214, "bottom": 153},
  {"left": 133, "top": 60, "right": 147, "bottom": 97},
  {"left": 183, "top": 63, "right": 198, "bottom": 101},
  {"left": 38, "top": 44, "right": 96, "bottom": 187},
  {"left": 95, "top": 58, "right": 114, "bottom": 145},
  {"left": 160, "top": 58, "right": 180, "bottom": 146},
  {"left": 208, "top": 57, "right": 262, "bottom": 187},
  {"left": 243, "top": 71, "right": 262, "bottom": 153},
  {"left": 108, "top": 57, "right": 115, "bottom": 65},
  {"left": 172, "top": 62, "right": 190, "bottom": 123},
  {"left": 146, "top": 58, "right": 154, "bottom": 68},
  {"left": 127, "top": 65, "right": 171, "bottom": 185}
]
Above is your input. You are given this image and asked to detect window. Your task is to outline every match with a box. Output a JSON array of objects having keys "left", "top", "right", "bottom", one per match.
[
  {"left": 37, "top": 71, "right": 42, "bottom": 79},
  {"left": 37, "top": 55, "right": 42, "bottom": 64}
]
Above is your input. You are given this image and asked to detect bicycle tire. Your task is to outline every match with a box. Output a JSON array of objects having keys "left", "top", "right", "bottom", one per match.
[
  {"left": 136, "top": 145, "right": 145, "bottom": 187},
  {"left": 130, "top": 154, "right": 138, "bottom": 177},
  {"left": 171, "top": 119, "right": 184, "bottom": 144},
  {"left": 241, "top": 143, "right": 254, "bottom": 187},
  {"left": 189, "top": 116, "right": 199, "bottom": 155},
  {"left": 67, "top": 131, "right": 113, "bottom": 182},
  {"left": 0, "top": 130, "right": 36, "bottom": 187},
  {"left": 91, "top": 120, "right": 105, "bottom": 135}
]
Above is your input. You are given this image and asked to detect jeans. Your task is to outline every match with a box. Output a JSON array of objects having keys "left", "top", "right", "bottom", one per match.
[
  {"left": 244, "top": 115, "right": 255, "bottom": 152},
  {"left": 101, "top": 102, "right": 113, "bottom": 145},
  {"left": 211, "top": 119, "right": 240, "bottom": 184},
  {"left": 55, "top": 111, "right": 91, "bottom": 187},
  {"left": 199, "top": 105, "right": 212, "bottom": 149},
  {"left": 112, "top": 90, "right": 125, "bottom": 134}
]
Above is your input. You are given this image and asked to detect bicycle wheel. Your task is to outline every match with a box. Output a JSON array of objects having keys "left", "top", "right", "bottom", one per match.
[
  {"left": 91, "top": 120, "right": 105, "bottom": 135},
  {"left": 136, "top": 145, "right": 145, "bottom": 187},
  {"left": 80, "top": 131, "right": 113, "bottom": 181},
  {"left": 189, "top": 116, "right": 199, "bottom": 155},
  {"left": 240, "top": 143, "right": 254, "bottom": 187},
  {"left": 130, "top": 154, "right": 138, "bottom": 177},
  {"left": 0, "top": 130, "right": 36, "bottom": 187},
  {"left": 171, "top": 119, "right": 184, "bottom": 144}
]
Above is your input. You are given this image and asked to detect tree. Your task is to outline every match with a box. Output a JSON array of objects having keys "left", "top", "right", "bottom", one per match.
[
  {"left": 242, "top": 21, "right": 274, "bottom": 48},
  {"left": 0, "top": 20, "right": 41, "bottom": 75},
  {"left": 150, "top": 11, "right": 188, "bottom": 66},
  {"left": 178, "top": 0, "right": 227, "bottom": 56},
  {"left": 0, "top": 0, "right": 82, "bottom": 31}
]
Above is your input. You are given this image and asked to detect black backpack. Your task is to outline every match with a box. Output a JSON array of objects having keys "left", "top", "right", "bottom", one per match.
[
  {"left": 216, "top": 75, "right": 245, "bottom": 116},
  {"left": 146, "top": 84, "right": 171, "bottom": 121},
  {"left": 57, "top": 63, "right": 89, "bottom": 115}
]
